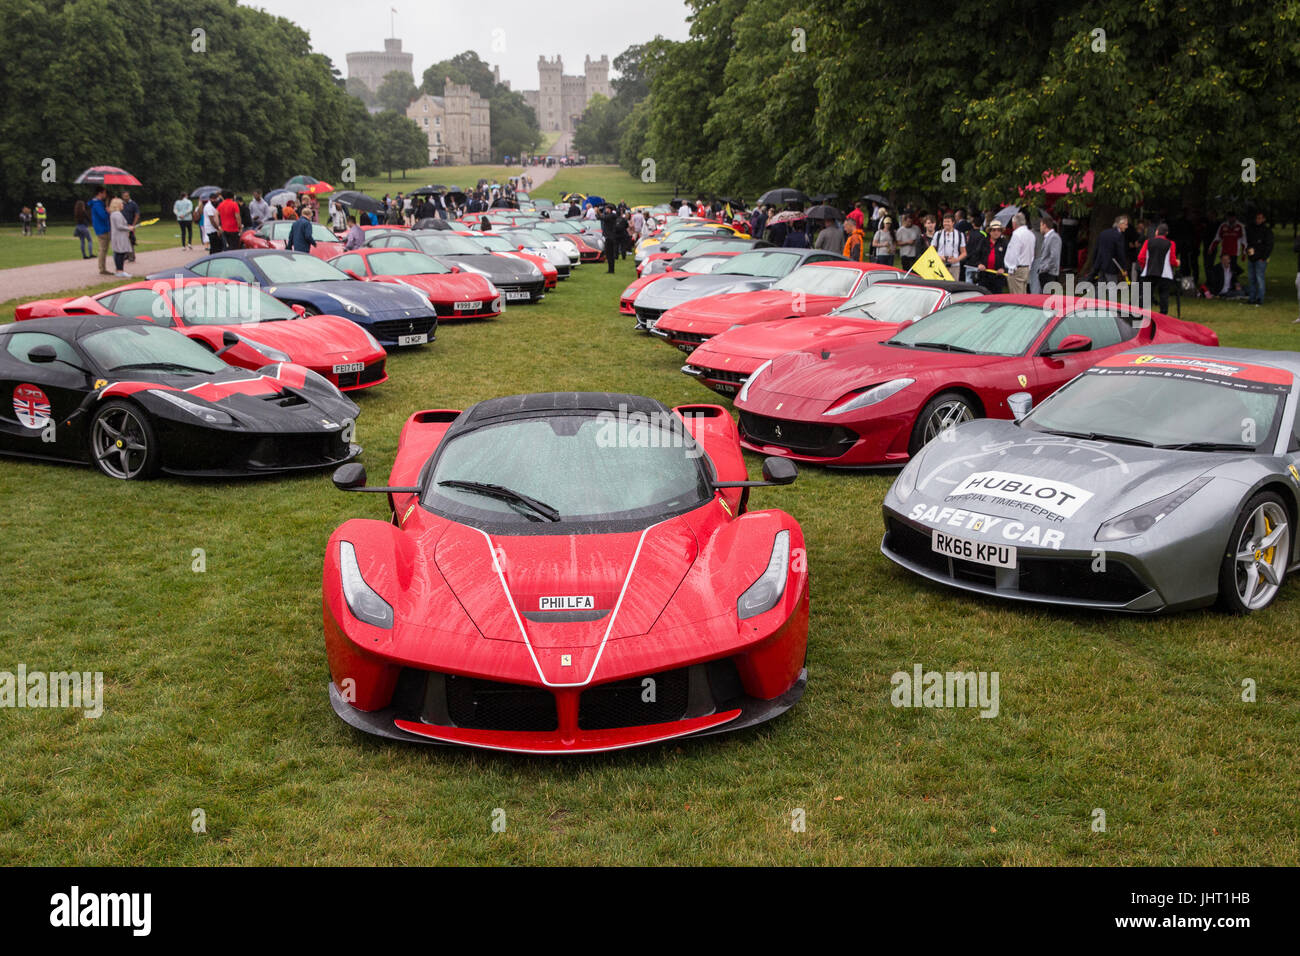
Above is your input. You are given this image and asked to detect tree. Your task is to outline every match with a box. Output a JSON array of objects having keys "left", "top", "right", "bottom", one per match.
[
  {"left": 419, "top": 49, "right": 541, "bottom": 162},
  {"left": 372, "top": 112, "right": 429, "bottom": 181},
  {"left": 376, "top": 70, "right": 418, "bottom": 114}
]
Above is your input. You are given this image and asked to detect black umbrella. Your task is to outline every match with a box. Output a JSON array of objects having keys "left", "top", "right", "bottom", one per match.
[
  {"left": 807, "top": 204, "right": 844, "bottom": 220},
  {"left": 284, "top": 174, "right": 319, "bottom": 190},
  {"left": 410, "top": 185, "right": 447, "bottom": 196},
  {"left": 757, "top": 187, "right": 810, "bottom": 206},
  {"left": 861, "top": 193, "right": 890, "bottom": 206},
  {"left": 445, "top": 190, "right": 467, "bottom": 204},
  {"left": 333, "top": 190, "right": 385, "bottom": 214},
  {"left": 190, "top": 185, "right": 224, "bottom": 199}
]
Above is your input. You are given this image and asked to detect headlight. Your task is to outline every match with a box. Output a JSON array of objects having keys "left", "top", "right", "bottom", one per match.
[
  {"left": 361, "top": 328, "right": 382, "bottom": 350},
  {"left": 332, "top": 295, "right": 369, "bottom": 316},
  {"left": 300, "top": 367, "right": 346, "bottom": 400},
  {"left": 894, "top": 453, "right": 923, "bottom": 498},
  {"left": 825, "top": 378, "right": 914, "bottom": 416},
  {"left": 738, "top": 530, "right": 791, "bottom": 619},
  {"left": 150, "top": 389, "right": 233, "bottom": 424},
  {"left": 485, "top": 282, "right": 501, "bottom": 297},
  {"left": 1095, "top": 477, "right": 1212, "bottom": 542},
  {"left": 240, "top": 337, "right": 292, "bottom": 363},
  {"left": 338, "top": 541, "right": 393, "bottom": 628},
  {"left": 737, "top": 359, "right": 772, "bottom": 403}
]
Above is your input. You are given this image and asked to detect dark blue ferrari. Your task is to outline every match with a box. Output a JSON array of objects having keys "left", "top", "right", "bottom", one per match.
[{"left": 149, "top": 250, "right": 438, "bottom": 348}]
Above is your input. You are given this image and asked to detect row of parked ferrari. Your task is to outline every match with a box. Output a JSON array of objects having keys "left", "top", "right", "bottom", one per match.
[
  {"left": 1, "top": 209, "right": 603, "bottom": 480},
  {"left": 621, "top": 214, "right": 1300, "bottom": 618}
]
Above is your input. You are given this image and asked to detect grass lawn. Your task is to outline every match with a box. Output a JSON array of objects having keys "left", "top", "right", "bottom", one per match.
[
  {"left": 0, "top": 222, "right": 187, "bottom": 271},
  {"left": 1, "top": 188, "right": 1298, "bottom": 864}
]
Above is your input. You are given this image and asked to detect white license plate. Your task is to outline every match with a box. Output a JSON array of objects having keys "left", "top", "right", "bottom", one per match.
[
  {"left": 397, "top": 333, "right": 427, "bottom": 346},
  {"left": 675, "top": 343, "right": 693, "bottom": 353},
  {"left": 505, "top": 290, "right": 530, "bottom": 300},
  {"left": 454, "top": 300, "right": 482, "bottom": 311},
  {"left": 931, "top": 530, "right": 1017, "bottom": 568},
  {"left": 332, "top": 362, "right": 364, "bottom": 374}
]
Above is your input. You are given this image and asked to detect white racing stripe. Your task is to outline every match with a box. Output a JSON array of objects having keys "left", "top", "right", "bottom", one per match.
[{"left": 472, "top": 523, "right": 660, "bottom": 688}]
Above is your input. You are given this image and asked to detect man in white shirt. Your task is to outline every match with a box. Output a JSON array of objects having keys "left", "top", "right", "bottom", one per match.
[
  {"left": 932, "top": 214, "right": 966, "bottom": 279},
  {"left": 630, "top": 210, "right": 645, "bottom": 237},
  {"left": 202, "top": 197, "right": 222, "bottom": 252},
  {"left": 1003, "top": 213, "right": 1035, "bottom": 293}
]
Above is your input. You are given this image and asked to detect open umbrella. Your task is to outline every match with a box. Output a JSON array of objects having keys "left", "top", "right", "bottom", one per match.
[
  {"left": 302, "top": 181, "right": 334, "bottom": 195},
  {"left": 283, "top": 174, "right": 319, "bottom": 190},
  {"left": 806, "top": 204, "right": 844, "bottom": 220},
  {"left": 768, "top": 210, "right": 806, "bottom": 224},
  {"left": 757, "top": 187, "right": 810, "bottom": 206},
  {"left": 75, "top": 166, "right": 142, "bottom": 187},
  {"left": 993, "top": 205, "right": 1021, "bottom": 227},
  {"left": 445, "top": 190, "right": 467, "bottom": 204},
  {"left": 264, "top": 189, "right": 295, "bottom": 207},
  {"left": 861, "top": 193, "right": 890, "bottom": 206},
  {"left": 1022, "top": 170, "right": 1094, "bottom": 196},
  {"left": 190, "top": 185, "right": 223, "bottom": 199},
  {"left": 332, "top": 190, "right": 385, "bottom": 214},
  {"left": 410, "top": 185, "right": 447, "bottom": 196}
]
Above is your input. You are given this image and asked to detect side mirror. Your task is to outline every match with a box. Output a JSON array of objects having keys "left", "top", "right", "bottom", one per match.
[
  {"left": 291, "top": 304, "right": 307, "bottom": 317},
  {"left": 217, "top": 330, "right": 240, "bottom": 355},
  {"left": 27, "top": 344, "right": 58, "bottom": 363},
  {"left": 1043, "top": 334, "right": 1092, "bottom": 356},
  {"left": 1007, "top": 391, "right": 1033, "bottom": 422},
  {"left": 449, "top": 265, "right": 461, "bottom": 274},
  {"left": 332, "top": 463, "right": 367, "bottom": 490},
  {"left": 761, "top": 456, "right": 798, "bottom": 485}
]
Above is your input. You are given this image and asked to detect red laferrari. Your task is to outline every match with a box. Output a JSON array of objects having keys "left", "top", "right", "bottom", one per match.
[
  {"left": 650, "top": 261, "right": 905, "bottom": 353},
  {"left": 328, "top": 248, "right": 504, "bottom": 320},
  {"left": 734, "top": 294, "right": 1219, "bottom": 468},
  {"left": 15, "top": 277, "right": 388, "bottom": 391},
  {"left": 323, "top": 392, "right": 809, "bottom": 754},
  {"left": 683, "top": 279, "right": 985, "bottom": 396},
  {"left": 240, "top": 220, "right": 345, "bottom": 260}
]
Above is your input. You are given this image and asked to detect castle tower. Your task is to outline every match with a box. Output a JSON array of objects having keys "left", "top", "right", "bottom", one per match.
[
  {"left": 584, "top": 54, "right": 611, "bottom": 101},
  {"left": 536, "top": 55, "right": 564, "bottom": 133},
  {"left": 346, "top": 36, "right": 414, "bottom": 98}
]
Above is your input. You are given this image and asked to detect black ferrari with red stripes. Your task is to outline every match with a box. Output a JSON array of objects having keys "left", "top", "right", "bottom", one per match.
[{"left": 0, "top": 315, "right": 361, "bottom": 479}]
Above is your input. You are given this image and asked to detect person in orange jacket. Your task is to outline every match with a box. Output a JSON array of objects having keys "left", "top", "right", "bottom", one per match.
[{"left": 843, "top": 219, "right": 866, "bottom": 261}]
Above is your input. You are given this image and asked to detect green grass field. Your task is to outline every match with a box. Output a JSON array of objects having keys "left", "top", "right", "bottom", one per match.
[
  {"left": 1, "top": 200, "right": 1298, "bottom": 865},
  {"left": 0, "top": 222, "right": 187, "bottom": 271}
]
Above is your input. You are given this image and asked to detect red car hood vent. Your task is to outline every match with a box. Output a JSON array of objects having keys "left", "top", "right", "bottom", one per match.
[{"left": 432, "top": 518, "right": 700, "bottom": 662}]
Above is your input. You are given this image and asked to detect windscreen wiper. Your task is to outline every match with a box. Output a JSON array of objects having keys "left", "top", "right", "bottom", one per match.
[
  {"left": 1040, "top": 429, "right": 1155, "bottom": 447},
  {"left": 438, "top": 480, "right": 561, "bottom": 521},
  {"left": 909, "top": 341, "right": 976, "bottom": 353},
  {"left": 1157, "top": 441, "right": 1257, "bottom": 452}
]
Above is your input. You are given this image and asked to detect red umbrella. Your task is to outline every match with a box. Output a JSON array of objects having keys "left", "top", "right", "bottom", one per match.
[
  {"left": 302, "top": 181, "right": 334, "bottom": 195},
  {"left": 1022, "top": 170, "right": 1094, "bottom": 196},
  {"left": 74, "top": 165, "right": 142, "bottom": 187}
]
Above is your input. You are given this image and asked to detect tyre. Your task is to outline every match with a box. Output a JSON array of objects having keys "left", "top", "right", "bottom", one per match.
[
  {"left": 909, "top": 391, "right": 977, "bottom": 454},
  {"left": 90, "top": 400, "right": 160, "bottom": 480},
  {"left": 1218, "top": 491, "right": 1290, "bottom": 613}
]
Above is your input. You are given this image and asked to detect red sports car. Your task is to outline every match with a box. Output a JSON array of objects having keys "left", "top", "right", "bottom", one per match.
[
  {"left": 734, "top": 294, "right": 1219, "bottom": 468},
  {"left": 15, "top": 277, "right": 388, "bottom": 391},
  {"left": 240, "top": 220, "right": 345, "bottom": 260},
  {"left": 618, "top": 252, "right": 741, "bottom": 315},
  {"left": 683, "top": 279, "right": 986, "bottom": 396},
  {"left": 650, "top": 261, "right": 905, "bottom": 353},
  {"left": 328, "top": 248, "right": 504, "bottom": 320},
  {"left": 322, "top": 392, "right": 809, "bottom": 754}
]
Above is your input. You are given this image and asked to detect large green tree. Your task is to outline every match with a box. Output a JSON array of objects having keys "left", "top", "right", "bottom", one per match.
[
  {"left": 420, "top": 49, "right": 539, "bottom": 162},
  {"left": 376, "top": 70, "right": 418, "bottom": 114}
]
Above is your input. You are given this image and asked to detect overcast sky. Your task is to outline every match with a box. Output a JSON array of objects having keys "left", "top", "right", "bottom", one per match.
[{"left": 241, "top": 0, "right": 694, "bottom": 90}]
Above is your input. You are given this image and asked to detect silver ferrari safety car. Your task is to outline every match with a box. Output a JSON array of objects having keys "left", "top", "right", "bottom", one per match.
[{"left": 881, "top": 345, "right": 1300, "bottom": 613}]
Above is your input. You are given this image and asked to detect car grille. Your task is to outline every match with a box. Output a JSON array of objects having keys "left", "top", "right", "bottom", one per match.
[
  {"left": 335, "top": 361, "right": 386, "bottom": 389},
  {"left": 444, "top": 674, "right": 559, "bottom": 731},
  {"left": 634, "top": 306, "right": 665, "bottom": 326},
  {"left": 496, "top": 278, "right": 545, "bottom": 300},
  {"left": 738, "top": 411, "right": 858, "bottom": 458},
  {"left": 370, "top": 315, "right": 437, "bottom": 340},
  {"left": 669, "top": 331, "right": 709, "bottom": 346},
  {"left": 884, "top": 518, "right": 1150, "bottom": 604},
  {"left": 695, "top": 365, "right": 748, "bottom": 385},
  {"left": 578, "top": 667, "right": 691, "bottom": 730},
  {"left": 247, "top": 432, "right": 349, "bottom": 469}
]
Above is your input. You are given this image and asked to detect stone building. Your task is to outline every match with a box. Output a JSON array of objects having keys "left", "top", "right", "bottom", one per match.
[
  {"left": 520, "top": 55, "right": 612, "bottom": 133},
  {"left": 407, "top": 82, "right": 492, "bottom": 165},
  {"left": 346, "top": 38, "right": 413, "bottom": 98}
]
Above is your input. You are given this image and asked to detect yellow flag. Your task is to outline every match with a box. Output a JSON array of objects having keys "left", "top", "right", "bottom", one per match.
[
  {"left": 908, "top": 245, "right": 954, "bottom": 281},
  {"left": 725, "top": 202, "right": 732, "bottom": 220}
]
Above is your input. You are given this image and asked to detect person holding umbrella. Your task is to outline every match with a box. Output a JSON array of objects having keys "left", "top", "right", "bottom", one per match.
[
  {"left": 601, "top": 204, "right": 620, "bottom": 273},
  {"left": 121, "top": 190, "right": 140, "bottom": 261},
  {"left": 173, "top": 192, "right": 194, "bottom": 249},
  {"left": 343, "top": 214, "right": 365, "bottom": 251},
  {"left": 90, "top": 186, "right": 112, "bottom": 275},
  {"left": 814, "top": 211, "right": 845, "bottom": 252}
]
